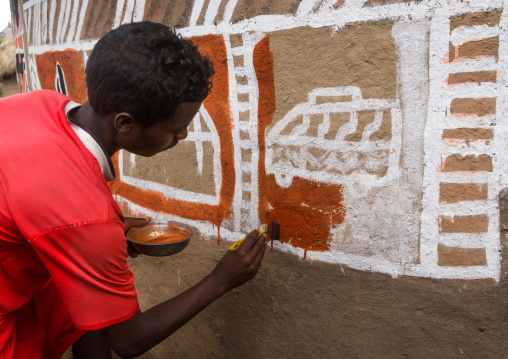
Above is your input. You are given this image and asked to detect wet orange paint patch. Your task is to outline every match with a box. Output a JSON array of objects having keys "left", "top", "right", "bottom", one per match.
[
  {"left": 35, "top": 50, "right": 87, "bottom": 104},
  {"left": 110, "top": 35, "right": 234, "bottom": 230},
  {"left": 254, "top": 36, "right": 346, "bottom": 252},
  {"left": 264, "top": 175, "right": 345, "bottom": 251}
]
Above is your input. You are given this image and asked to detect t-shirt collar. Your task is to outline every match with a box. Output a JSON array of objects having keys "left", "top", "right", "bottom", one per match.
[{"left": 64, "top": 101, "right": 116, "bottom": 181}]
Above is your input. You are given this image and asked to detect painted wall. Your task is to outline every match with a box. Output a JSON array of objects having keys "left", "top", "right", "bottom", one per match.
[{"left": 11, "top": 0, "right": 508, "bottom": 357}]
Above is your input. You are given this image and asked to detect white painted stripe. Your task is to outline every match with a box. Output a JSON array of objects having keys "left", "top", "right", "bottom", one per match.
[
  {"left": 113, "top": 0, "right": 126, "bottom": 29},
  {"left": 224, "top": 33, "right": 244, "bottom": 232},
  {"left": 204, "top": 0, "right": 222, "bottom": 25},
  {"left": 222, "top": 0, "right": 239, "bottom": 24},
  {"left": 59, "top": 0, "right": 73, "bottom": 44},
  {"left": 236, "top": 101, "right": 250, "bottom": 111},
  {"left": 190, "top": 0, "right": 206, "bottom": 26},
  {"left": 193, "top": 111, "right": 204, "bottom": 175},
  {"left": 184, "top": 134, "right": 214, "bottom": 143},
  {"left": 239, "top": 140, "right": 253, "bottom": 148},
  {"left": 440, "top": 140, "right": 496, "bottom": 154},
  {"left": 49, "top": 0, "right": 56, "bottom": 44},
  {"left": 25, "top": 7, "right": 32, "bottom": 47},
  {"left": 230, "top": 46, "right": 244, "bottom": 56},
  {"left": 444, "top": 82, "right": 499, "bottom": 98},
  {"left": 319, "top": 0, "right": 339, "bottom": 13},
  {"left": 66, "top": 0, "right": 80, "bottom": 43},
  {"left": 42, "top": 0, "right": 48, "bottom": 45},
  {"left": 267, "top": 136, "right": 391, "bottom": 149},
  {"left": 297, "top": 0, "right": 320, "bottom": 17},
  {"left": 451, "top": 25, "right": 500, "bottom": 46},
  {"left": 236, "top": 84, "right": 250, "bottom": 93},
  {"left": 241, "top": 162, "right": 252, "bottom": 172},
  {"left": 174, "top": 1, "right": 501, "bottom": 38},
  {"left": 75, "top": 0, "right": 90, "bottom": 42},
  {"left": 436, "top": 172, "right": 496, "bottom": 183},
  {"left": 240, "top": 200, "right": 250, "bottom": 210},
  {"left": 243, "top": 32, "right": 264, "bottom": 230},
  {"left": 120, "top": 174, "right": 220, "bottom": 205},
  {"left": 442, "top": 114, "right": 497, "bottom": 128},
  {"left": 446, "top": 57, "right": 499, "bottom": 73},
  {"left": 234, "top": 66, "right": 246, "bottom": 76},
  {"left": 438, "top": 233, "right": 491, "bottom": 246},
  {"left": 438, "top": 201, "right": 495, "bottom": 216},
  {"left": 122, "top": 0, "right": 136, "bottom": 25},
  {"left": 27, "top": 40, "right": 98, "bottom": 54},
  {"left": 23, "top": 0, "right": 45, "bottom": 10},
  {"left": 307, "top": 249, "right": 497, "bottom": 280},
  {"left": 448, "top": 0, "right": 504, "bottom": 15},
  {"left": 421, "top": 5, "right": 453, "bottom": 271},
  {"left": 133, "top": 0, "right": 146, "bottom": 22},
  {"left": 237, "top": 122, "right": 250, "bottom": 131},
  {"left": 33, "top": 4, "right": 39, "bottom": 46}
]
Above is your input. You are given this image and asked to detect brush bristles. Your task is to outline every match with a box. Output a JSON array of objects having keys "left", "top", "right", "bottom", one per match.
[
  {"left": 258, "top": 221, "right": 280, "bottom": 242},
  {"left": 270, "top": 221, "right": 280, "bottom": 241}
]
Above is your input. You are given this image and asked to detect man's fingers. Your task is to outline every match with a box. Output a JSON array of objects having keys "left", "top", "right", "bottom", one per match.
[
  {"left": 238, "top": 229, "right": 260, "bottom": 251},
  {"left": 239, "top": 233, "right": 267, "bottom": 267},
  {"left": 124, "top": 216, "right": 152, "bottom": 232},
  {"left": 127, "top": 241, "right": 141, "bottom": 258},
  {"left": 252, "top": 237, "right": 267, "bottom": 263}
]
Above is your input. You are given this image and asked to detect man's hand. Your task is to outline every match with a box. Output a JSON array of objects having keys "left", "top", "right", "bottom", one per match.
[
  {"left": 124, "top": 216, "right": 151, "bottom": 258},
  {"left": 101, "top": 227, "right": 268, "bottom": 357},
  {"left": 210, "top": 229, "right": 268, "bottom": 293}
]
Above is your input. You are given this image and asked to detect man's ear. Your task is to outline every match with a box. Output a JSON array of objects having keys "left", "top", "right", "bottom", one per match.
[{"left": 114, "top": 113, "right": 136, "bottom": 134}]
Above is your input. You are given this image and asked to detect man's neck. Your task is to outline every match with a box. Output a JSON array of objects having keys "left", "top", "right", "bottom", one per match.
[{"left": 71, "top": 102, "right": 118, "bottom": 157}]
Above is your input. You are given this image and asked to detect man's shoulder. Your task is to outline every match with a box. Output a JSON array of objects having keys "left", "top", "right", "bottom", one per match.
[
  {"left": 3, "top": 89, "right": 71, "bottom": 104},
  {"left": 29, "top": 89, "right": 71, "bottom": 102}
]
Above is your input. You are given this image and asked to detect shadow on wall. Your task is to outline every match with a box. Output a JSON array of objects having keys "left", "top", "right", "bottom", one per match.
[
  {"left": 0, "top": 76, "right": 20, "bottom": 97},
  {"left": 500, "top": 188, "right": 508, "bottom": 282},
  {"left": 0, "top": 27, "right": 17, "bottom": 97}
]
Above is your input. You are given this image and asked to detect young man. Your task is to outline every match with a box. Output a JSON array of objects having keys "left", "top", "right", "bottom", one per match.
[{"left": 0, "top": 22, "right": 267, "bottom": 358}]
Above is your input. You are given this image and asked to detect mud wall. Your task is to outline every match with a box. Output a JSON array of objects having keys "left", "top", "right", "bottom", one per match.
[{"left": 11, "top": 0, "right": 508, "bottom": 357}]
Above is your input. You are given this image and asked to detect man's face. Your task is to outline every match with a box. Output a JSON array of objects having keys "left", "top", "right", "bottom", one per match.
[{"left": 123, "top": 101, "right": 202, "bottom": 157}]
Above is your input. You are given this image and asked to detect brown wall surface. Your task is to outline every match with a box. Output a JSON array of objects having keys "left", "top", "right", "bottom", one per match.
[{"left": 110, "top": 233, "right": 508, "bottom": 358}]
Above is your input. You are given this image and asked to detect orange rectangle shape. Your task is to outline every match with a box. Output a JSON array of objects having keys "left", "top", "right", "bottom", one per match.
[
  {"left": 450, "top": 10, "right": 502, "bottom": 31},
  {"left": 438, "top": 244, "right": 487, "bottom": 266},
  {"left": 439, "top": 215, "right": 489, "bottom": 233},
  {"left": 450, "top": 97, "right": 496, "bottom": 117},
  {"left": 442, "top": 128, "right": 493, "bottom": 141},
  {"left": 442, "top": 154, "right": 493, "bottom": 172},
  {"left": 457, "top": 37, "right": 499, "bottom": 60},
  {"left": 448, "top": 71, "right": 497, "bottom": 84},
  {"left": 439, "top": 183, "right": 488, "bottom": 203}
]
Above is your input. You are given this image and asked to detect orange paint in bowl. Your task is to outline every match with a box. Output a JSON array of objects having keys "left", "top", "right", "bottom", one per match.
[
  {"left": 127, "top": 221, "right": 195, "bottom": 256},
  {"left": 144, "top": 229, "right": 188, "bottom": 244}
]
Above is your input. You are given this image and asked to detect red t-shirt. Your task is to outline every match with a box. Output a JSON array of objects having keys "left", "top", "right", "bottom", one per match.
[{"left": 0, "top": 90, "right": 139, "bottom": 358}]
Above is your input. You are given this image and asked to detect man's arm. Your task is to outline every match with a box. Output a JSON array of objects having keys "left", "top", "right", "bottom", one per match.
[{"left": 100, "top": 229, "right": 267, "bottom": 358}]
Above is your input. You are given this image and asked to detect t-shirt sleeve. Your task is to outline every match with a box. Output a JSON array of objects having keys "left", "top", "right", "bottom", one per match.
[{"left": 29, "top": 219, "right": 139, "bottom": 330}]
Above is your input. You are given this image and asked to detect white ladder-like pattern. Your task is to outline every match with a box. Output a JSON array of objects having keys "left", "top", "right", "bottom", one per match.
[
  {"left": 421, "top": 5, "right": 506, "bottom": 279},
  {"left": 226, "top": 32, "right": 265, "bottom": 233}
]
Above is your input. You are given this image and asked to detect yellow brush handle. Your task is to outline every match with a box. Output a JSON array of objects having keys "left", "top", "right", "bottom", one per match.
[
  {"left": 228, "top": 238, "right": 246, "bottom": 251},
  {"left": 229, "top": 225, "right": 267, "bottom": 251}
]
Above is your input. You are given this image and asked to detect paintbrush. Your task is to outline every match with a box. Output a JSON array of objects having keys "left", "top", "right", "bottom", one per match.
[{"left": 229, "top": 221, "right": 280, "bottom": 251}]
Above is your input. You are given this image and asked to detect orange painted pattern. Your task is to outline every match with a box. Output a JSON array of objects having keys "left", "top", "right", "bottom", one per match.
[
  {"left": 254, "top": 36, "right": 346, "bottom": 252},
  {"left": 110, "top": 35, "right": 235, "bottom": 230},
  {"left": 35, "top": 50, "right": 87, "bottom": 104}
]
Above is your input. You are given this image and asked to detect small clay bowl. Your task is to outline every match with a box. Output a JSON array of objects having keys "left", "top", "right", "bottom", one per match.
[{"left": 127, "top": 221, "right": 195, "bottom": 257}]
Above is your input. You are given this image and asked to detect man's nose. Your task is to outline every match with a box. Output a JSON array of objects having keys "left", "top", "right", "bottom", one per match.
[{"left": 176, "top": 128, "right": 188, "bottom": 140}]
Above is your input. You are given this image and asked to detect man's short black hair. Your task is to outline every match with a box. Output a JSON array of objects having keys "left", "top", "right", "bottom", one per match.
[{"left": 85, "top": 22, "right": 214, "bottom": 128}]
